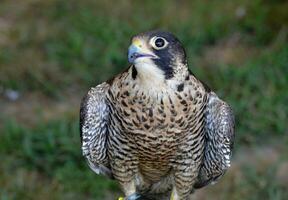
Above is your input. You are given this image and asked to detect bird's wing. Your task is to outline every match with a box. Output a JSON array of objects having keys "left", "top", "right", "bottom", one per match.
[
  {"left": 80, "top": 82, "right": 113, "bottom": 178},
  {"left": 194, "top": 92, "right": 235, "bottom": 189}
]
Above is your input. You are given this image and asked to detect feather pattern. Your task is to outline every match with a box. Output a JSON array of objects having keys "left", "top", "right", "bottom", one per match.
[
  {"left": 101, "top": 66, "right": 207, "bottom": 198},
  {"left": 80, "top": 83, "right": 113, "bottom": 178},
  {"left": 80, "top": 30, "right": 235, "bottom": 200},
  {"left": 194, "top": 92, "right": 235, "bottom": 189}
]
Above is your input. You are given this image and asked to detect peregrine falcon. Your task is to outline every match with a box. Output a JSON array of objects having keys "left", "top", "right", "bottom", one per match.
[{"left": 80, "top": 30, "right": 235, "bottom": 200}]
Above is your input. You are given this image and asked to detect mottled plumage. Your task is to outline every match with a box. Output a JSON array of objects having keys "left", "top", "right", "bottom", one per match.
[{"left": 80, "top": 31, "right": 235, "bottom": 200}]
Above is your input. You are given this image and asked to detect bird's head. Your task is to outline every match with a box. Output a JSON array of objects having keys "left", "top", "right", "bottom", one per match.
[{"left": 128, "top": 30, "right": 188, "bottom": 83}]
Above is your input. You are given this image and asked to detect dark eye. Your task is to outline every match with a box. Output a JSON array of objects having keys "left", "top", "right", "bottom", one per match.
[
  {"left": 150, "top": 36, "right": 168, "bottom": 50},
  {"left": 155, "top": 38, "right": 165, "bottom": 48}
]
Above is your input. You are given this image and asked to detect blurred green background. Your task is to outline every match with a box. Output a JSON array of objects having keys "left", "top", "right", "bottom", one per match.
[{"left": 0, "top": 0, "right": 287, "bottom": 199}]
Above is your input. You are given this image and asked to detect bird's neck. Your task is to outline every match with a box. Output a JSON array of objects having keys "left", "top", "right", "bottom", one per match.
[
  {"left": 134, "top": 62, "right": 166, "bottom": 89},
  {"left": 132, "top": 62, "right": 189, "bottom": 91}
]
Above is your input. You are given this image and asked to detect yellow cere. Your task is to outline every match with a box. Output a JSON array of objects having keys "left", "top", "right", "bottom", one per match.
[
  {"left": 118, "top": 197, "right": 124, "bottom": 200},
  {"left": 132, "top": 38, "right": 142, "bottom": 48}
]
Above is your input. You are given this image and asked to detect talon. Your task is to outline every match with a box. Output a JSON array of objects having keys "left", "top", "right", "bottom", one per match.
[
  {"left": 118, "top": 197, "right": 125, "bottom": 200},
  {"left": 126, "top": 193, "right": 144, "bottom": 200}
]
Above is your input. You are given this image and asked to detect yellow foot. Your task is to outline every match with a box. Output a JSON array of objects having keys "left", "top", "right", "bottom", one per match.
[
  {"left": 170, "top": 189, "right": 176, "bottom": 200},
  {"left": 118, "top": 194, "right": 142, "bottom": 200}
]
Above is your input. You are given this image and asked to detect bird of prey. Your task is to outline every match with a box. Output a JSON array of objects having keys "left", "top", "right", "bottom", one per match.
[{"left": 80, "top": 30, "right": 235, "bottom": 200}]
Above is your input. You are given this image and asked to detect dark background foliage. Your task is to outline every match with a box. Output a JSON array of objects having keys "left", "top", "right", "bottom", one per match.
[{"left": 0, "top": 0, "right": 287, "bottom": 199}]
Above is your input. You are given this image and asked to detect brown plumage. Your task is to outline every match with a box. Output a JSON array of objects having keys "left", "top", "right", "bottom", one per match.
[{"left": 80, "top": 31, "right": 235, "bottom": 200}]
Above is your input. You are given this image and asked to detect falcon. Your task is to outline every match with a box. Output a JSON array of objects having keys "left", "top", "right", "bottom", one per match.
[{"left": 80, "top": 30, "right": 235, "bottom": 200}]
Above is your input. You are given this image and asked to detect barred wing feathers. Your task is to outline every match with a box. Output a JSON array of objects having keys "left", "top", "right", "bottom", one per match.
[
  {"left": 80, "top": 83, "right": 113, "bottom": 178},
  {"left": 195, "top": 92, "right": 235, "bottom": 188}
]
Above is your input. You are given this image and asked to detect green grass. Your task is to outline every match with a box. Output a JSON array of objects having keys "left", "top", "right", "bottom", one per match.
[
  {"left": 1, "top": 0, "right": 287, "bottom": 93},
  {"left": 195, "top": 44, "right": 288, "bottom": 144},
  {"left": 0, "top": 0, "right": 287, "bottom": 199},
  {"left": 195, "top": 163, "right": 288, "bottom": 200},
  {"left": 0, "top": 120, "right": 119, "bottom": 200}
]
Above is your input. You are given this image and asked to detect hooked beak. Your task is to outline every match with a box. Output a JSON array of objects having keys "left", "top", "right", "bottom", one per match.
[{"left": 128, "top": 39, "right": 156, "bottom": 63}]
